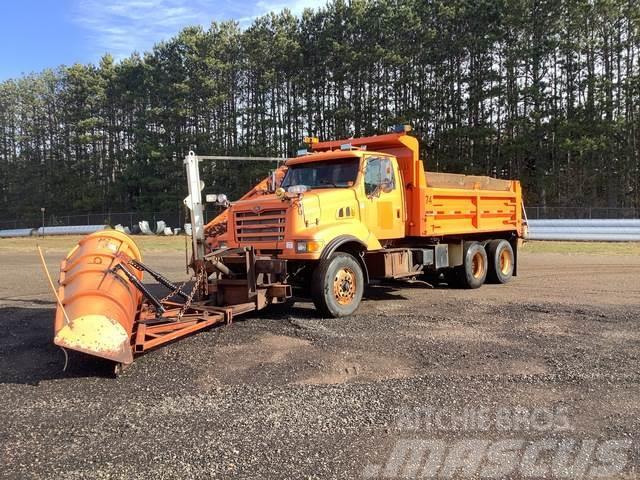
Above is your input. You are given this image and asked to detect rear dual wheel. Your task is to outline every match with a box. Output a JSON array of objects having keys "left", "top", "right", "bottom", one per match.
[
  {"left": 453, "top": 240, "right": 514, "bottom": 288},
  {"left": 454, "top": 241, "right": 488, "bottom": 289},
  {"left": 486, "top": 239, "right": 514, "bottom": 284}
]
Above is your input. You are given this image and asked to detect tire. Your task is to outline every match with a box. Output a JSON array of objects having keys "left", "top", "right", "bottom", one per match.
[
  {"left": 311, "top": 252, "right": 364, "bottom": 318},
  {"left": 486, "top": 239, "right": 514, "bottom": 284},
  {"left": 454, "top": 241, "right": 488, "bottom": 289}
]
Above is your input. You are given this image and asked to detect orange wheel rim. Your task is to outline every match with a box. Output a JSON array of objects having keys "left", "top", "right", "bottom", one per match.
[
  {"left": 472, "top": 252, "right": 485, "bottom": 279},
  {"left": 499, "top": 249, "right": 512, "bottom": 275},
  {"left": 333, "top": 267, "right": 357, "bottom": 305}
]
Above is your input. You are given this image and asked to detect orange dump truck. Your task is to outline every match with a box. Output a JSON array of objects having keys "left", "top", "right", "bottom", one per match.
[
  {"left": 201, "top": 129, "right": 525, "bottom": 317},
  {"left": 53, "top": 129, "right": 525, "bottom": 368}
]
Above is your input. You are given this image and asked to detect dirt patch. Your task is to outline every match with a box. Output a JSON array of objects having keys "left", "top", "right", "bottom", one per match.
[
  {"left": 298, "top": 350, "right": 417, "bottom": 385},
  {"left": 208, "top": 331, "right": 417, "bottom": 386},
  {"left": 216, "top": 333, "right": 312, "bottom": 365}
]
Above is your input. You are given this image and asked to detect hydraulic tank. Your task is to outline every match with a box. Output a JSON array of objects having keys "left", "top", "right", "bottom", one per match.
[{"left": 54, "top": 230, "right": 143, "bottom": 364}]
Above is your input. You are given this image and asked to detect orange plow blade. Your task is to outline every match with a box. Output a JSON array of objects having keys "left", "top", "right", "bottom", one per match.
[
  {"left": 53, "top": 230, "right": 143, "bottom": 364},
  {"left": 51, "top": 231, "right": 265, "bottom": 368}
]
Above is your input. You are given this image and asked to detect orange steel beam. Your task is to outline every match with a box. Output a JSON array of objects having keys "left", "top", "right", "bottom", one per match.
[{"left": 134, "top": 314, "right": 225, "bottom": 352}]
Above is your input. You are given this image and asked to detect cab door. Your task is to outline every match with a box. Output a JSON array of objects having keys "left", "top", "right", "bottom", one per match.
[{"left": 362, "top": 156, "right": 405, "bottom": 240}]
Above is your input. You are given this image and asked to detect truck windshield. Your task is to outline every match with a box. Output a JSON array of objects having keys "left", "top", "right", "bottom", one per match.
[{"left": 281, "top": 158, "right": 360, "bottom": 190}]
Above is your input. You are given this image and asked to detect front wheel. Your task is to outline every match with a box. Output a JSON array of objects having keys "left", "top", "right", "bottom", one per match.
[{"left": 311, "top": 253, "right": 364, "bottom": 318}]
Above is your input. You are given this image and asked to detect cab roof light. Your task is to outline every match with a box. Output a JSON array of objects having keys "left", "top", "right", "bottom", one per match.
[
  {"left": 392, "top": 124, "right": 413, "bottom": 133},
  {"left": 303, "top": 136, "right": 319, "bottom": 145}
]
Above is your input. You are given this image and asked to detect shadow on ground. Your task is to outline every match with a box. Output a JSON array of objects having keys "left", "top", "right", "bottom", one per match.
[
  {"left": 0, "top": 304, "right": 118, "bottom": 385},
  {"left": 0, "top": 281, "right": 421, "bottom": 385}
]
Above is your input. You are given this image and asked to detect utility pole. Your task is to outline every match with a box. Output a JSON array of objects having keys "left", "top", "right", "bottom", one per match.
[{"left": 41, "top": 207, "right": 45, "bottom": 237}]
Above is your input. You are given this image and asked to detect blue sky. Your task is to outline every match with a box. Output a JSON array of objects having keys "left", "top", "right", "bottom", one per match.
[{"left": 0, "top": 0, "right": 323, "bottom": 81}]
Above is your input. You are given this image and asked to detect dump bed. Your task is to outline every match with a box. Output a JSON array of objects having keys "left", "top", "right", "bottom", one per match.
[{"left": 422, "top": 171, "right": 522, "bottom": 237}]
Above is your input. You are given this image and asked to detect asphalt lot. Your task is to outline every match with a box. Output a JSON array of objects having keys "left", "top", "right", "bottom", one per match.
[{"left": 1, "top": 240, "right": 639, "bottom": 479}]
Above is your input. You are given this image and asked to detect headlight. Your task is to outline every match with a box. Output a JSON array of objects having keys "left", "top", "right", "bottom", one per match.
[
  {"left": 295, "top": 240, "right": 324, "bottom": 253},
  {"left": 205, "top": 193, "right": 229, "bottom": 205}
]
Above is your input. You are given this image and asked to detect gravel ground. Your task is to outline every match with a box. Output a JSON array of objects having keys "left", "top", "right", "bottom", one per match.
[{"left": 0, "top": 246, "right": 639, "bottom": 479}]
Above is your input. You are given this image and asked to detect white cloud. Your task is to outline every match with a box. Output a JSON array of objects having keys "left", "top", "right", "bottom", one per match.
[
  {"left": 73, "top": 0, "right": 326, "bottom": 59},
  {"left": 239, "top": 0, "right": 325, "bottom": 23},
  {"left": 74, "top": 0, "right": 217, "bottom": 59},
  {"left": 255, "top": 0, "right": 325, "bottom": 16}
]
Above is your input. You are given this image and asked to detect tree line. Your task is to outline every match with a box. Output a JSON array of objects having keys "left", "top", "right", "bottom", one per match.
[{"left": 1, "top": 0, "right": 639, "bottom": 224}]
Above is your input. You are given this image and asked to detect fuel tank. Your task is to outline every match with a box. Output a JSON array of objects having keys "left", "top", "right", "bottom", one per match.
[{"left": 53, "top": 230, "right": 143, "bottom": 364}]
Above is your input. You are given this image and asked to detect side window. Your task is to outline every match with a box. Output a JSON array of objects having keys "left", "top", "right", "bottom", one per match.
[
  {"left": 364, "top": 157, "right": 381, "bottom": 196},
  {"left": 365, "top": 157, "right": 395, "bottom": 196}
]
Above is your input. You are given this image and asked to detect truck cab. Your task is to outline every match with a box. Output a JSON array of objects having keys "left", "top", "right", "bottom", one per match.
[{"left": 218, "top": 148, "right": 406, "bottom": 259}]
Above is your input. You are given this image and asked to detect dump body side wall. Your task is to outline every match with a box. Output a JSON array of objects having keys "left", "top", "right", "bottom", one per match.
[{"left": 421, "top": 176, "right": 523, "bottom": 238}]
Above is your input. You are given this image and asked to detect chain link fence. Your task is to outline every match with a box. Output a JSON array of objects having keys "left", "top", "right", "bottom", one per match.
[
  {"left": 0, "top": 208, "right": 225, "bottom": 231},
  {"left": 1, "top": 206, "right": 638, "bottom": 231}
]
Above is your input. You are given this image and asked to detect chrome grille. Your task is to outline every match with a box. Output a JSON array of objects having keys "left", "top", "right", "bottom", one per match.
[{"left": 234, "top": 208, "right": 287, "bottom": 243}]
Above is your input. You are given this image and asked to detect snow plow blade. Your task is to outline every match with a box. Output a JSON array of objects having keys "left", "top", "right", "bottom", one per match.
[{"left": 53, "top": 230, "right": 143, "bottom": 364}]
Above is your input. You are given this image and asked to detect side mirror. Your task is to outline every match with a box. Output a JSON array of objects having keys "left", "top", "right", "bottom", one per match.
[
  {"left": 380, "top": 179, "right": 394, "bottom": 194},
  {"left": 366, "top": 184, "right": 381, "bottom": 199}
]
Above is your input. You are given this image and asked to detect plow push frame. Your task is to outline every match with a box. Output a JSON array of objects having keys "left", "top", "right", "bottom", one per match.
[{"left": 125, "top": 152, "right": 291, "bottom": 364}]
